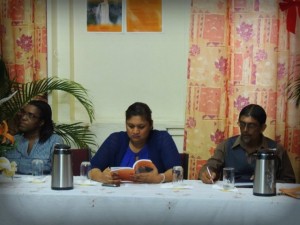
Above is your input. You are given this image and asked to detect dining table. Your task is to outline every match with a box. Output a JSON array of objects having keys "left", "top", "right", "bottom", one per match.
[{"left": 0, "top": 174, "right": 299, "bottom": 225}]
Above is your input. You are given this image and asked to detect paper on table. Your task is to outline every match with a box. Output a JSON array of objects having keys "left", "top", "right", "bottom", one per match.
[
  {"left": 212, "top": 183, "right": 238, "bottom": 192},
  {"left": 235, "top": 182, "right": 253, "bottom": 188},
  {"left": 75, "top": 179, "right": 98, "bottom": 186},
  {"left": 160, "top": 183, "right": 193, "bottom": 189},
  {"left": 23, "top": 176, "right": 47, "bottom": 183}
]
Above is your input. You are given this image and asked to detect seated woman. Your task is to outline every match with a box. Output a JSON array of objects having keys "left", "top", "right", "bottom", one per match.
[
  {"left": 90, "top": 102, "right": 181, "bottom": 184},
  {"left": 5, "top": 100, "right": 63, "bottom": 174}
]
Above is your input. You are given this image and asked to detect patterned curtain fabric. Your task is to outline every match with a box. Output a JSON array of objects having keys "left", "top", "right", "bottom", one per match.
[
  {"left": 184, "top": 0, "right": 300, "bottom": 182},
  {"left": 0, "top": 0, "right": 47, "bottom": 82}
]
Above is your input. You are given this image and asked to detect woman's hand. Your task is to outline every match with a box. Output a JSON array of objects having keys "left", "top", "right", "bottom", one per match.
[
  {"left": 132, "top": 167, "right": 161, "bottom": 183},
  {"left": 132, "top": 166, "right": 172, "bottom": 183},
  {"left": 89, "top": 168, "right": 121, "bottom": 185}
]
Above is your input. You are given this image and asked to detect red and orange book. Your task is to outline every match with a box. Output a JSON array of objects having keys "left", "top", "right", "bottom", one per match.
[{"left": 110, "top": 159, "right": 155, "bottom": 181}]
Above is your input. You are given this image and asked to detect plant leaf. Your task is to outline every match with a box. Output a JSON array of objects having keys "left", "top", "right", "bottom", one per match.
[
  {"left": 1, "top": 77, "right": 95, "bottom": 123},
  {"left": 54, "top": 123, "right": 97, "bottom": 149},
  {"left": 287, "top": 63, "right": 300, "bottom": 107}
]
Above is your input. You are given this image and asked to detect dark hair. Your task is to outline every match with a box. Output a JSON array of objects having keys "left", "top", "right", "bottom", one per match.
[
  {"left": 239, "top": 104, "right": 267, "bottom": 125},
  {"left": 28, "top": 100, "right": 54, "bottom": 143},
  {"left": 126, "top": 102, "right": 153, "bottom": 126}
]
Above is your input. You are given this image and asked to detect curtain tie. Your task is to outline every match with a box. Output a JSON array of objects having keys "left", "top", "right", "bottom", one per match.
[{"left": 279, "top": 0, "right": 300, "bottom": 34}]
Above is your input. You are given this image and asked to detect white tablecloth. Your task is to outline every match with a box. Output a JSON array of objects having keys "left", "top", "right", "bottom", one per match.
[{"left": 0, "top": 175, "right": 299, "bottom": 225}]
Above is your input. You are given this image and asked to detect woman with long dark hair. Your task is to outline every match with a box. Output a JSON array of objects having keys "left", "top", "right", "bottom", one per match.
[{"left": 5, "top": 100, "right": 63, "bottom": 174}]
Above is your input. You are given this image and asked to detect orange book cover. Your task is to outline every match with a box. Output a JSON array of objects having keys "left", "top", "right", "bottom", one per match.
[{"left": 110, "top": 159, "right": 155, "bottom": 181}]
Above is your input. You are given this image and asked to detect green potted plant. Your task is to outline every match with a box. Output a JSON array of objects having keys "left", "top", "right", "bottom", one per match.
[
  {"left": 287, "top": 63, "right": 300, "bottom": 108},
  {"left": 0, "top": 58, "right": 97, "bottom": 153}
]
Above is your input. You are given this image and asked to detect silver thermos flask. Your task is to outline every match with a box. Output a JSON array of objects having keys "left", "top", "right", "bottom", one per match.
[
  {"left": 253, "top": 149, "right": 276, "bottom": 196},
  {"left": 51, "top": 144, "right": 73, "bottom": 190}
]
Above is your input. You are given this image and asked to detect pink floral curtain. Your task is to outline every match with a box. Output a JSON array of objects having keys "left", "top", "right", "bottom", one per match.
[
  {"left": 184, "top": 0, "right": 300, "bottom": 182},
  {"left": 0, "top": 0, "right": 47, "bottom": 82}
]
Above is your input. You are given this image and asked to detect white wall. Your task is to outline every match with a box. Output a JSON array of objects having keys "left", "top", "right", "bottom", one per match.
[{"left": 47, "top": 0, "right": 191, "bottom": 152}]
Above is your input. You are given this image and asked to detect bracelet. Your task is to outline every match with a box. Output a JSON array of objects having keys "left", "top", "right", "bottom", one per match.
[{"left": 159, "top": 173, "right": 165, "bottom": 183}]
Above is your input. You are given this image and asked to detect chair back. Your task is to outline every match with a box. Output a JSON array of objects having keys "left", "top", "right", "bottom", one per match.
[
  {"left": 180, "top": 153, "right": 189, "bottom": 179},
  {"left": 71, "top": 149, "right": 91, "bottom": 176}
]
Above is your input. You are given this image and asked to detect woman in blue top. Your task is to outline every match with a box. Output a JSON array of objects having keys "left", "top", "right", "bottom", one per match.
[
  {"left": 5, "top": 100, "right": 63, "bottom": 174},
  {"left": 90, "top": 102, "right": 181, "bottom": 184}
]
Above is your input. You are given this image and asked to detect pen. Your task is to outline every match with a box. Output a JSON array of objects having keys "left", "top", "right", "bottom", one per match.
[{"left": 206, "top": 167, "right": 214, "bottom": 184}]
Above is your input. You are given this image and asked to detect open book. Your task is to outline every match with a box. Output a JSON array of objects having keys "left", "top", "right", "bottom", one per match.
[{"left": 110, "top": 159, "right": 155, "bottom": 181}]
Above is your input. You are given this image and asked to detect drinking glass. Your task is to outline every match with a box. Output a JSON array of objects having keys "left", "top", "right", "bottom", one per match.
[
  {"left": 80, "top": 161, "right": 91, "bottom": 180},
  {"left": 172, "top": 166, "right": 184, "bottom": 184},
  {"left": 223, "top": 167, "right": 235, "bottom": 190},
  {"left": 32, "top": 159, "right": 44, "bottom": 181}
]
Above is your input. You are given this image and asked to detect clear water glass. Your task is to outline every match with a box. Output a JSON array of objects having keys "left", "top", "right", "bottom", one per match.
[
  {"left": 80, "top": 161, "right": 91, "bottom": 180},
  {"left": 223, "top": 167, "right": 235, "bottom": 190},
  {"left": 172, "top": 166, "right": 184, "bottom": 183},
  {"left": 32, "top": 159, "right": 44, "bottom": 182}
]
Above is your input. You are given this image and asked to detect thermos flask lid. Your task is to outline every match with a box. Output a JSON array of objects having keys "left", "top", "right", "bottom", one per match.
[
  {"left": 54, "top": 144, "right": 71, "bottom": 154},
  {"left": 256, "top": 149, "right": 276, "bottom": 160},
  {"left": 54, "top": 143, "right": 71, "bottom": 150}
]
